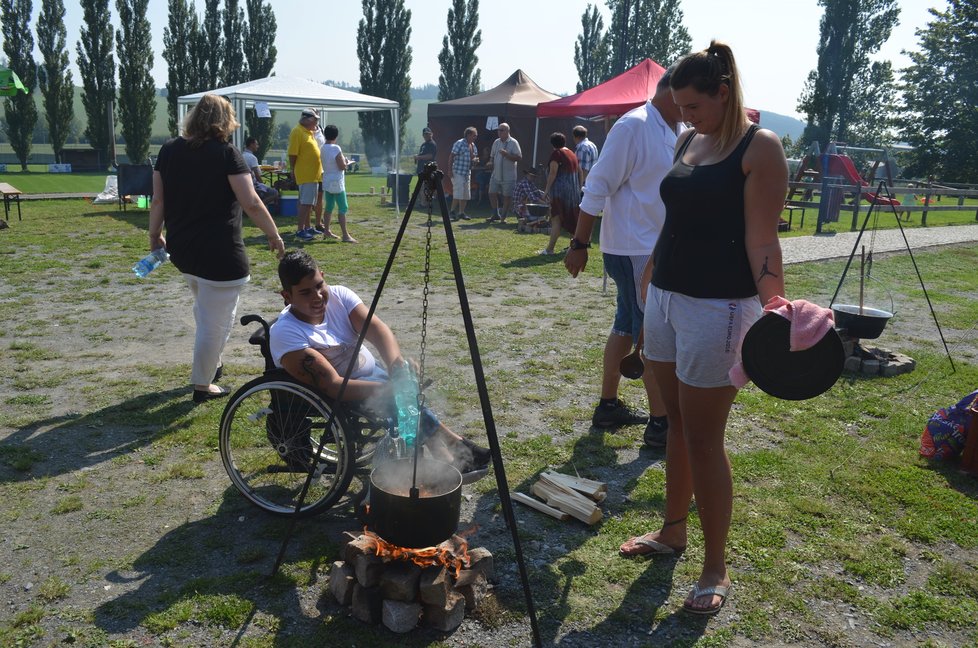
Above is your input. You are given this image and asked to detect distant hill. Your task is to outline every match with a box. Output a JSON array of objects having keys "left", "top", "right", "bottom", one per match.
[{"left": 759, "top": 111, "right": 805, "bottom": 141}]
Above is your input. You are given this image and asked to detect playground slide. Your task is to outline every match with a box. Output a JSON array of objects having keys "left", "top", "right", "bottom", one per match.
[{"left": 826, "top": 154, "right": 900, "bottom": 206}]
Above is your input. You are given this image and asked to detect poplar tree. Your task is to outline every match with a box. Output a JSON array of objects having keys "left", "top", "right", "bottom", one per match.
[
  {"left": 221, "top": 0, "right": 247, "bottom": 86},
  {"left": 76, "top": 0, "right": 116, "bottom": 167},
  {"left": 243, "top": 0, "right": 277, "bottom": 158},
  {"left": 201, "top": 0, "right": 222, "bottom": 88},
  {"left": 605, "top": 0, "right": 691, "bottom": 77},
  {"left": 116, "top": 0, "right": 155, "bottom": 164},
  {"left": 574, "top": 4, "right": 608, "bottom": 92},
  {"left": 36, "top": 0, "right": 73, "bottom": 163},
  {"left": 163, "top": 0, "right": 199, "bottom": 135},
  {"left": 797, "top": 0, "right": 900, "bottom": 150},
  {"left": 1, "top": 0, "right": 38, "bottom": 170},
  {"left": 437, "top": 0, "right": 481, "bottom": 101},
  {"left": 899, "top": 0, "right": 978, "bottom": 182},
  {"left": 357, "top": 0, "right": 412, "bottom": 165}
]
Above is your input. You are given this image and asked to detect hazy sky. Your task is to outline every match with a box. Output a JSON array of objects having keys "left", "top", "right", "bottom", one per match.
[{"left": 27, "top": 0, "right": 939, "bottom": 119}]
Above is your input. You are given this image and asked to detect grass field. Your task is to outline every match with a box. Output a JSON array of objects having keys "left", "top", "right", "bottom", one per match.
[{"left": 0, "top": 198, "right": 976, "bottom": 646}]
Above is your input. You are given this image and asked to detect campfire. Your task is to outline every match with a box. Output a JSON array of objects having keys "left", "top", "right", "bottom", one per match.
[
  {"left": 840, "top": 335, "right": 916, "bottom": 377},
  {"left": 328, "top": 529, "right": 493, "bottom": 633}
]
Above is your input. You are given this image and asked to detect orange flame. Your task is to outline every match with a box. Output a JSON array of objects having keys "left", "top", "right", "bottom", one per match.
[{"left": 360, "top": 528, "right": 473, "bottom": 578}]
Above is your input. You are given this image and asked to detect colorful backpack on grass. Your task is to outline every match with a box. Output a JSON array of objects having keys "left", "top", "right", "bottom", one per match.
[{"left": 920, "top": 389, "right": 978, "bottom": 460}]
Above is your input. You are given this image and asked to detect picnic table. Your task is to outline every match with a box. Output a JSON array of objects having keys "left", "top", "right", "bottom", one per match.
[{"left": 0, "top": 182, "right": 22, "bottom": 221}]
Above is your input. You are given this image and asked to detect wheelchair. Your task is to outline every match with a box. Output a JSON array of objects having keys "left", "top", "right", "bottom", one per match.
[{"left": 218, "top": 314, "right": 393, "bottom": 517}]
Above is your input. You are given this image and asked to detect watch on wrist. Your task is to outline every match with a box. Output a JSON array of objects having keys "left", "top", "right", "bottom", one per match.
[{"left": 569, "top": 238, "right": 591, "bottom": 251}]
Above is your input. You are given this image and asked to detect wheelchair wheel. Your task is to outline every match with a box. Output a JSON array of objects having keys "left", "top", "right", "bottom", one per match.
[{"left": 219, "top": 377, "right": 355, "bottom": 517}]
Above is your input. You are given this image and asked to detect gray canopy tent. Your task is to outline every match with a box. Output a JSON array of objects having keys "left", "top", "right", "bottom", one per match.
[{"left": 178, "top": 76, "right": 406, "bottom": 207}]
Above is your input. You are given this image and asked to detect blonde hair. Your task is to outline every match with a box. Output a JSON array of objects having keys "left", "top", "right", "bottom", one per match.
[
  {"left": 671, "top": 40, "right": 749, "bottom": 152},
  {"left": 182, "top": 94, "right": 239, "bottom": 146}
]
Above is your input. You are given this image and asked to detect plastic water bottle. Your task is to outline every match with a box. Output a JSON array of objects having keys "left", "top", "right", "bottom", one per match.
[
  {"left": 391, "top": 362, "right": 420, "bottom": 447},
  {"left": 132, "top": 248, "right": 169, "bottom": 278}
]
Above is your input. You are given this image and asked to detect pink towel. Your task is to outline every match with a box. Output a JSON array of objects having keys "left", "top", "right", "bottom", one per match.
[
  {"left": 728, "top": 297, "right": 835, "bottom": 388},
  {"left": 762, "top": 296, "right": 835, "bottom": 352}
]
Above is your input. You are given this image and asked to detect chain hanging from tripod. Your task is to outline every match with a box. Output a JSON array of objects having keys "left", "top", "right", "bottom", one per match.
[{"left": 416, "top": 172, "right": 437, "bottom": 409}]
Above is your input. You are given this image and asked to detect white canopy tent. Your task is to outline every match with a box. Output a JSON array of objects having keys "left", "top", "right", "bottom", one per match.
[{"left": 178, "top": 76, "right": 405, "bottom": 207}]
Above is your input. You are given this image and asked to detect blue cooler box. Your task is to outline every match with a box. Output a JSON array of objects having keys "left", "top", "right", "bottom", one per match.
[{"left": 280, "top": 196, "right": 298, "bottom": 216}]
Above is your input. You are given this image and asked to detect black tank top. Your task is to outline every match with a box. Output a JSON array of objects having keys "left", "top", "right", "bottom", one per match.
[{"left": 652, "top": 124, "right": 759, "bottom": 299}]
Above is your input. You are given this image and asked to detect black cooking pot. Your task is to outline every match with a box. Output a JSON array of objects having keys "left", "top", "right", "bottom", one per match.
[
  {"left": 832, "top": 304, "right": 893, "bottom": 339},
  {"left": 367, "top": 457, "right": 462, "bottom": 548},
  {"left": 526, "top": 203, "right": 550, "bottom": 218}
]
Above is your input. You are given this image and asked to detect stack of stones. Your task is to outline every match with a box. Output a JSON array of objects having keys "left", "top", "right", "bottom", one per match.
[
  {"left": 841, "top": 336, "right": 916, "bottom": 377},
  {"left": 328, "top": 532, "right": 493, "bottom": 633}
]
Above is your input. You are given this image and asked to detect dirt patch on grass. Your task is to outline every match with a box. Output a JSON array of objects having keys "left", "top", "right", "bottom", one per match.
[{"left": 2, "top": 225, "right": 977, "bottom": 647}]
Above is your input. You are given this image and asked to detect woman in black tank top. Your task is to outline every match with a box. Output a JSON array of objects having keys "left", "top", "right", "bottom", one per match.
[{"left": 622, "top": 42, "right": 789, "bottom": 616}]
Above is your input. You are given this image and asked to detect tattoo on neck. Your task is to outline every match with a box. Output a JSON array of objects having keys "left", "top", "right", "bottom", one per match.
[{"left": 758, "top": 256, "right": 779, "bottom": 282}]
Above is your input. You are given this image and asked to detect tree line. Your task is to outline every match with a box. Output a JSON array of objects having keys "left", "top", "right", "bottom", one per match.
[
  {"left": 2, "top": 0, "right": 973, "bottom": 182},
  {"left": 0, "top": 0, "right": 276, "bottom": 170},
  {"left": 572, "top": 0, "right": 978, "bottom": 183}
]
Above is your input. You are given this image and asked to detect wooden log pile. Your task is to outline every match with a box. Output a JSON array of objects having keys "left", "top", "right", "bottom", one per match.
[{"left": 512, "top": 470, "right": 606, "bottom": 525}]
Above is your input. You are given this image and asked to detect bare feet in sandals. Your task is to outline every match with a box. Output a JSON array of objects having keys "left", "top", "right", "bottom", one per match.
[
  {"left": 683, "top": 579, "right": 731, "bottom": 615},
  {"left": 618, "top": 516, "right": 687, "bottom": 557}
]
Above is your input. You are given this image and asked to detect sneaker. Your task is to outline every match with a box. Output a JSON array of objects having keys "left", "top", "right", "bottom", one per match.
[
  {"left": 295, "top": 229, "right": 315, "bottom": 241},
  {"left": 459, "top": 213, "right": 471, "bottom": 220},
  {"left": 487, "top": 214, "right": 500, "bottom": 223},
  {"left": 643, "top": 415, "right": 668, "bottom": 448},
  {"left": 592, "top": 399, "right": 649, "bottom": 428},
  {"left": 308, "top": 226, "right": 324, "bottom": 235}
]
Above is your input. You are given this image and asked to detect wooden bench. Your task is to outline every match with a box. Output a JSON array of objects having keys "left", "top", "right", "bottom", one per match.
[
  {"left": 0, "top": 182, "right": 22, "bottom": 221},
  {"left": 783, "top": 202, "right": 806, "bottom": 230}
]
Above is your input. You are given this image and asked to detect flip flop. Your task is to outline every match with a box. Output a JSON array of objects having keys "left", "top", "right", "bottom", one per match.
[
  {"left": 682, "top": 584, "right": 730, "bottom": 616},
  {"left": 618, "top": 533, "right": 686, "bottom": 558}
]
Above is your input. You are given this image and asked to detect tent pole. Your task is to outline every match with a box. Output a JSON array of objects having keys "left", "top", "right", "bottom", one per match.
[
  {"left": 393, "top": 107, "right": 401, "bottom": 211},
  {"left": 532, "top": 117, "right": 539, "bottom": 168}
]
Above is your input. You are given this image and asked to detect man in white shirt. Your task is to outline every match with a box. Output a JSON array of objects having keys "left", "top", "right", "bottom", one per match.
[
  {"left": 242, "top": 137, "right": 279, "bottom": 208},
  {"left": 486, "top": 123, "right": 522, "bottom": 222},
  {"left": 563, "top": 67, "right": 684, "bottom": 449}
]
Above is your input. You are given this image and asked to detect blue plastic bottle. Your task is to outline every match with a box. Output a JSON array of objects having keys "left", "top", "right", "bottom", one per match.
[
  {"left": 391, "top": 362, "right": 420, "bottom": 447},
  {"left": 132, "top": 248, "right": 169, "bottom": 278}
]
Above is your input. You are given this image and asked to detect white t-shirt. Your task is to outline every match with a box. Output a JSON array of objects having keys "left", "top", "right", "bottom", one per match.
[
  {"left": 242, "top": 149, "right": 260, "bottom": 172},
  {"left": 320, "top": 142, "right": 345, "bottom": 193},
  {"left": 579, "top": 101, "right": 683, "bottom": 256},
  {"left": 269, "top": 284, "right": 376, "bottom": 379}
]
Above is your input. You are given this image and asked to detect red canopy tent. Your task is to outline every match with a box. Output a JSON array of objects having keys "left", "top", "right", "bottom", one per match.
[
  {"left": 537, "top": 59, "right": 667, "bottom": 120},
  {"left": 533, "top": 58, "right": 761, "bottom": 164}
]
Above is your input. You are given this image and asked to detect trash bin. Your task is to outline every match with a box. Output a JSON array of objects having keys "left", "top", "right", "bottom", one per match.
[
  {"left": 387, "top": 173, "right": 413, "bottom": 204},
  {"left": 817, "top": 175, "right": 844, "bottom": 226}
]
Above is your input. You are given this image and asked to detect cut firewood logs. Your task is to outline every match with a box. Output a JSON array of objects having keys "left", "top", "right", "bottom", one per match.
[{"left": 513, "top": 470, "right": 605, "bottom": 525}]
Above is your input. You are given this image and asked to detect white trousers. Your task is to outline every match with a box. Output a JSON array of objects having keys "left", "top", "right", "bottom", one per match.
[{"left": 183, "top": 274, "right": 246, "bottom": 386}]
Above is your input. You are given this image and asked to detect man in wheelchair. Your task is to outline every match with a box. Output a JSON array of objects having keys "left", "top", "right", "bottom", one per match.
[{"left": 269, "top": 250, "right": 491, "bottom": 483}]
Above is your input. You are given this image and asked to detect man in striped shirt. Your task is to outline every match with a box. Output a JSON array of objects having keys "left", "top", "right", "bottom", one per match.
[
  {"left": 573, "top": 125, "right": 599, "bottom": 190},
  {"left": 448, "top": 126, "right": 479, "bottom": 220}
]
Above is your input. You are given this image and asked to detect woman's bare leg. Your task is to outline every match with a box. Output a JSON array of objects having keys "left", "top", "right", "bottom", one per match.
[{"left": 678, "top": 382, "right": 737, "bottom": 611}]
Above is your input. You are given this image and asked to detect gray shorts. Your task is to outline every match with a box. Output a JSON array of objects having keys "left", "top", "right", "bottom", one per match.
[
  {"left": 643, "top": 285, "right": 762, "bottom": 388},
  {"left": 489, "top": 177, "right": 515, "bottom": 196},
  {"left": 452, "top": 174, "right": 471, "bottom": 200},
  {"left": 298, "top": 182, "right": 318, "bottom": 205}
]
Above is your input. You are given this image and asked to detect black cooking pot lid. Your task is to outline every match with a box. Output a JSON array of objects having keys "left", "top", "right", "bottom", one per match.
[{"left": 741, "top": 312, "right": 845, "bottom": 400}]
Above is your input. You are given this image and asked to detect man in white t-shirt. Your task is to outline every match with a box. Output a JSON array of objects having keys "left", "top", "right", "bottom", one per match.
[
  {"left": 486, "top": 123, "right": 522, "bottom": 222},
  {"left": 242, "top": 137, "right": 279, "bottom": 208},
  {"left": 269, "top": 250, "right": 491, "bottom": 482},
  {"left": 563, "top": 66, "right": 684, "bottom": 449}
]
